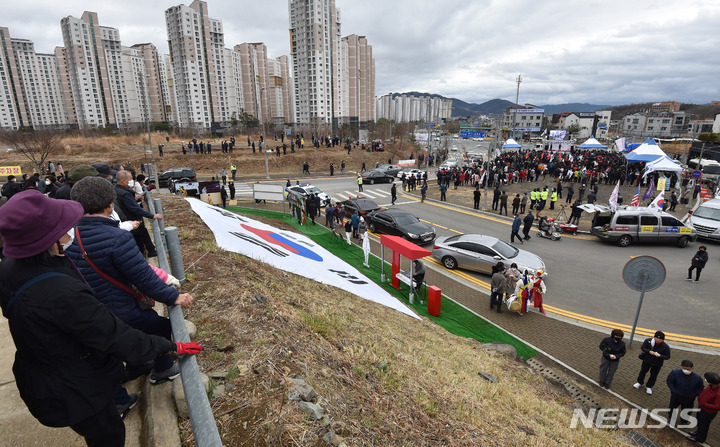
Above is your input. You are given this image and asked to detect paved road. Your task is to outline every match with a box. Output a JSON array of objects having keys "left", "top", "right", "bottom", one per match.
[{"left": 274, "top": 172, "right": 719, "bottom": 345}]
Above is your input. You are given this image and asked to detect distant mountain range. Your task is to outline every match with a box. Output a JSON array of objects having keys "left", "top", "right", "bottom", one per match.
[
  {"left": 450, "top": 98, "right": 612, "bottom": 116},
  {"left": 389, "top": 92, "right": 611, "bottom": 116}
]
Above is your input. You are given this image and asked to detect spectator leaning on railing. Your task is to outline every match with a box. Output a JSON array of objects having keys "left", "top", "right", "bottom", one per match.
[
  {"left": 0, "top": 190, "right": 202, "bottom": 447},
  {"left": 66, "top": 177, "right": 194, "bottom": 385}
]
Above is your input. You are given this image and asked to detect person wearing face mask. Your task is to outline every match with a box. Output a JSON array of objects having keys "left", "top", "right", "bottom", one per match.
[
  {"left": 598, "top": 329, "right": 626, "bottom": 389},
  {"left": 634, "top": 330, "right": 671, "bottom": 395},
  {"left": 66, "top": 177, "right": 194, "bottom": 386},
  {"left": 687, "top": 371, "right": 720, "bottom": 442},
  {"left": 114, "top": 170, "right": 162, "bottom": 258},
  {"left": 0, "top": 190, "right": 203, "bottom": 447},
  {"left": 666, "top": 360, "right": 703, "bottom": 428}
]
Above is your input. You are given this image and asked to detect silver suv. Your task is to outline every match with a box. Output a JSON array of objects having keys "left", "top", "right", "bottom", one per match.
[{"left": 590, "top": 207, "right": 697, "bottom": 248}]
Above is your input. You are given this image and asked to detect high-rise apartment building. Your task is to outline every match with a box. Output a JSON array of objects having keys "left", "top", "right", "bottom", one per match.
[
  {"left": 0, "top": 28, "right": 71, "bottom": 130},
  {"left": 342, "top": 34, "right": 375, "bottom": 126},
  {"left": 376, "top": 93, "right": 452, "bottom": 123},
  {"left": 233, "top": 43, "right": 270, "bottom": 124},
  {"left": 165, "top": 1, "right": 237, "bottom": 131},
  {"left": 289, "top": 0, "right": 343, "bottom": 126}
]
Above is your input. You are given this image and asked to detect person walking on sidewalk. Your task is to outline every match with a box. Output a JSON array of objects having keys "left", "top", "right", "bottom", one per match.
[
  {"left": 498, "top": 190, "right": 508, "bottom": 215},
  {"left": 634, "top": 331, "right": 671, "bottom": 395},
  {"left": 439, "top": 182, "right": 447, "bottom": 201},
  {"left": 421, "top": 182, "right": 427, "bottom": 202},
  {"left": 598, "top": 329, "right": 626, "bottom": 389},
  {"left": 687, "top": 372, "right": 720, "bottom": 443},
  {"left": 511, "top": 213, "right": 523, "bottom": 244},
  {"left": 391, "top": 183, "right": 397, "bottom": 205},
  {"left": 687, "top": 246, "right": 708, "bottom": 282},
  {"left": 666, "top": 360, "right": 703, "bottom": 428},
  {"left": 489, "top": 263, "right": 506, "bottom": 313}
]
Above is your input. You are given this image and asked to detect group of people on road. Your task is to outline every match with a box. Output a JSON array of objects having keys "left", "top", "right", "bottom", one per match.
[{"left": 598, "top": 330, "right": 720, "bottom": 443}]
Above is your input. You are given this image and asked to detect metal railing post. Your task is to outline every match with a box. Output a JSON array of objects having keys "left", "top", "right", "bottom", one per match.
[
  {"left": 169, "top": 306, "right": 223, "bottom": 446},
  {"left": 165, "top": 226, "right": 186, "bottom": 283}
]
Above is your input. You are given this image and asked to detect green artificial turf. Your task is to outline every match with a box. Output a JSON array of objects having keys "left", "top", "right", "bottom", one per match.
[{"left": 226, "top": 205, "right": 538, "bottom": 359}]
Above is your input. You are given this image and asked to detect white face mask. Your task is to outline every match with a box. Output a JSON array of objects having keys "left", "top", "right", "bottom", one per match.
[
  {"left": 682, "top": 369, "right": 693, "bottom": 376},
  {"left": 45, "top": 180, "right": 51, "bottom": 185},
  {"left": 128, "top": 180, "right": 135, "bottom": 188}
]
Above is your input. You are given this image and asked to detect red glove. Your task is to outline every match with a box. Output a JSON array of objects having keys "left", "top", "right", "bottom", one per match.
[{"left": 175, "top": 342, "right": 203, "bottom": 355}]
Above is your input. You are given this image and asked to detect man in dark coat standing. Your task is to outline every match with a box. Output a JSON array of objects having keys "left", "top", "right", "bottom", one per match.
[
  {"left": 115, "top": 170, "right": 162, "bottom": 257},
  {"left": 522, "top": 210, "right": 534, "bottom": 240},
  {"left": 634, "top": 331, "right": 671, "bottom": 395},
  {"left": 687, "top": 245, "right": 708, "bottom": 282},
  {"left": 598, "top": 329, "right": 626, "bottom": 389},
  {"left": 666, "top": 360, "right": 703, "bottom": 428}
]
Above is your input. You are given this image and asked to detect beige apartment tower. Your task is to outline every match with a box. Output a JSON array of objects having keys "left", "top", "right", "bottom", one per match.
[
  {"left": 342, "top": 34, "right": 375, "bottom": 126},
  {"left": 165, "top": 1, "right": 238, "bottom": 131}
]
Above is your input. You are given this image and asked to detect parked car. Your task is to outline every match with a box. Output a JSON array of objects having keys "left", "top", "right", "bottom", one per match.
[
  {"left": 157, "top": 167, "right": 197, "bottom": 188},
  {"left": 689, "top": 198, "right": 720, "bottom": 240},
  {"left": 366, "top": 208, "right": 436, "bottom": 244},
  {"left": 340, "top": 197, "right": 381, "bottom": 216},
  {"left": 590, "top": 206, "right": 697, "bottom": 247},
  {"left": 362, "top": 170, "right": 395, "bottom": 184},
  {"left": 397, "top": 168, "right": 422, "bottom": 179},
  {"left": 285, "top": 183, "right": 331, "bottom": 207},
  {"left": 432, "top": 234, "right": 546, "bottom": 275},
  {"left": 376, "top": 164, "right": 401, "bottom": 176}
]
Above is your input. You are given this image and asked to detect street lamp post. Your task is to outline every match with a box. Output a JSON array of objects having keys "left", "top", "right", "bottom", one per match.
[{"left": 258, "top": 87, "right": 270, "bottom": 180}]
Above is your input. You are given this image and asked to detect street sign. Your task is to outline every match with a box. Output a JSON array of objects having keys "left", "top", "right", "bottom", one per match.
[
  {"left": 692, "top": 170, "right": 702, "bottom": 179},
  {"left": 622, "top": 256, "right": 666, "bottom": 346}
]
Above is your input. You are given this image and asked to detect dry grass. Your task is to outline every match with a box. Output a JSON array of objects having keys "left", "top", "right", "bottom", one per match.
[{"left": 159, "top": 195, "right": 689, "bottom": 446}]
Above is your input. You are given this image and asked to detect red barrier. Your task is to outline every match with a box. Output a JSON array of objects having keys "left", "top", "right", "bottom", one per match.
[{"left": 428, "top": 286, "right": 441, "bottom": 316}]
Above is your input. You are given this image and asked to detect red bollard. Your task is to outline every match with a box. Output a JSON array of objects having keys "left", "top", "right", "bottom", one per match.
[{"left": 428, "top": 286, "right": 441, "bottom": 316}]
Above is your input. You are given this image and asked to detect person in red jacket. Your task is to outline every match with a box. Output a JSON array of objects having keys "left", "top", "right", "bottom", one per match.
[{"left": 688, "top": 371, "right": 720, "bottom": 443}]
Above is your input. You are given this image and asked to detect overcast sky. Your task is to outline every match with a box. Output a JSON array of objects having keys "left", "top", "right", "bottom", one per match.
[{"left": 4, "top": 0, "right": 719, "bottom": 106}]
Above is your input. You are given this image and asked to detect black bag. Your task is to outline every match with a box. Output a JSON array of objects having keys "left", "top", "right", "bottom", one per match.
[{"left": 638, "top": 352, "right": 646, "bottom": 360}]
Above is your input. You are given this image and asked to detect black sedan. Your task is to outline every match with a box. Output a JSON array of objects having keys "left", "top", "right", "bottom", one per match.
[
  {"left": 341, "top": 197, "right": 381, "bottom": 216},
  {"left": 366, "top": 208, "right": 436, "bottom": 244},
  {"left": 362, "top": 170, "right": 395, "bottom": 184}
]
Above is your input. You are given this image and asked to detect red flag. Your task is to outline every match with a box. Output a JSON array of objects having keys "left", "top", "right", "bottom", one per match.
[{"left": 525, "top": 150, "right": 529, "bottom": 160}]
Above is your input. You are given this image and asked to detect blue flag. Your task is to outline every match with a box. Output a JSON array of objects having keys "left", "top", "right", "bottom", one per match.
[{"left": 642, "top": 178, "right": 655, "bottom": 201}]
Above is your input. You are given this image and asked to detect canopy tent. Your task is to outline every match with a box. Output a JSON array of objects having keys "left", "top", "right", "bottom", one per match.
[
  {"left": 624, "top": 138, "right": 668, "bottom": 163},
  {"left": 501, "top": 138, "right": 522, "bottom": 149},
  {"left": 642, "top": 156, "right": 683, "bottom": 177},
  {"left": 577, "top": 136, "right": 608, "bottom": 150}
]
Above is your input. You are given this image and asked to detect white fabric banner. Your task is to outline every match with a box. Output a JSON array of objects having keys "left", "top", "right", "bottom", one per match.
[
  {"left": 397, "top": 159, "right": 415, "bottom": 167},
  {"left": 186, "top": 199, "right": 420, "bottom": 319}
]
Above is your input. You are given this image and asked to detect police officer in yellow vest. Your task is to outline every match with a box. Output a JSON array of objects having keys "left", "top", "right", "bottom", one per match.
[
  {"left": 357, "top": 174, "right": 363, "bottom": 192},
  {"left": 530, "top": 188, "right": 538, "bottom": 210},
  {"left": 230, "top": 164, "right": 237, "bottom": 181},
  {"left": 550, "top": 188, "right": 558, "bottom": 210},
  {"left": 540, "top": 187, "right": 549, "bottom": 208}
]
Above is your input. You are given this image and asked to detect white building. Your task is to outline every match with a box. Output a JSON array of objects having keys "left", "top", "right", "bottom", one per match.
[
  {"left": 0, "top": 28, "right": 71, "bottom": 130},
  {"left": 289, "top": 0, "right": 343, "bottom": 126},
  {"left": 165, "top": 1, "right": 238, "bottom": 131},
  {"left": 375, "top": 93, "right": 452, "bottom": 123},
  {"left": 502, "top": 106, "right": 544, "bottom": 135}
]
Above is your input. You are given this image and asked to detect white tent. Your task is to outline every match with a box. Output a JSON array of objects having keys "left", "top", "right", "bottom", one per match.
[
  {"left": 624, "top": 138, "right": 667, "bottom": 163},
  {"left": 642, "top": 156, "right": 683, "bottom": 177},
  {"left": 577, "top": 136, "right": 608, "bottom": 150},
  {"left": 502, "top": 138, "right": 521, "bottom": 149}
]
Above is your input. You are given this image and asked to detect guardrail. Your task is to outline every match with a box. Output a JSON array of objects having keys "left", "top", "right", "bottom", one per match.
[{"left": 147, "top": 190, "right": 223, "bottom": 447}]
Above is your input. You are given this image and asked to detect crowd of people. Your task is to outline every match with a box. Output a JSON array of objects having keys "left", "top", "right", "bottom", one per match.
[{"left": 0, "top": 161, "right": 202, "bottom": 446}]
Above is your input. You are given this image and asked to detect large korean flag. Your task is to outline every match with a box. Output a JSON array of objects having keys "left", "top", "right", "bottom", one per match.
[{"left": 187, "top": 199, "right": 419, "bottom": 319}]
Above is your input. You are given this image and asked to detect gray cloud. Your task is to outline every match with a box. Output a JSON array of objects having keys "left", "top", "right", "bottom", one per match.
[{"left": 3, "top": 0, "right": 718, "bottom": 106}]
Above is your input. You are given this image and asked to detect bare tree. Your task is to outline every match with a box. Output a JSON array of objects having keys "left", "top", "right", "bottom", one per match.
[{"left": 1, "top": 129, "right": 65, "bottom": 173}]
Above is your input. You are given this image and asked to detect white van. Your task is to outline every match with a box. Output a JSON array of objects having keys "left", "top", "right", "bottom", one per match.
[{"left": 689, "top": 198, "right": 720, "bottom": 241}]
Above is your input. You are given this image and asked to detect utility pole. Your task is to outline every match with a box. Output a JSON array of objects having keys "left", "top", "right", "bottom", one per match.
[
  {"left": 139, "top": 76, "right": 159, "bottom": 187},
  {"left": 513, "top": 74, "right": 522, "bottom": 141},
  {"left": 258, "top": 87, "right": 270, "bottom": 179},
  {"left": 426, "top": 96, "right": 431, "bottom": 172}
]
